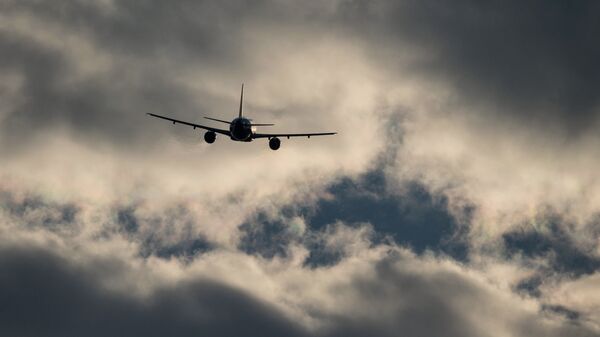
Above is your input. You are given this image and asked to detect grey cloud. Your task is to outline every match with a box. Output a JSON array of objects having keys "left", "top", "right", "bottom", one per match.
[
  {"left": 3, "top": 0, "right": 599, "bottom": 146},
  {"left": 0, "top": 1, "right": 242, "bottom": 151},
  {"left": 0, "top": 27, "right": 199, "bottom": 151},
  {"left": 321, "top": 255, "right": 598, "bottom": 337},
  {"left": 324, "top": 262, "right": 480, "bottom": 337},
  {"left": 338, "top": 0, "right": 600, "bottom": 133},
  {"left": 3, "top": 1, "right": 245, "bottom": 58},
  {"left": 1, "top": 242, "right": 597, "bottom": 337},
  {"left": 0, "top": 0, "right": 346, "bottom": 152},
  {"left": 368, "top": 1, "right": 600, "bottom": 252},
  {"left": 3, "top": 1, "right": 600, "bottom": 335},
  {"left": 0, "top": 244, "right": 308, "bottom": 337}
]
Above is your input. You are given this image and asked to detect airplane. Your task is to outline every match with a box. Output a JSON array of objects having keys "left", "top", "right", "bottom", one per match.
[{"left": 147, "top": 84, "right": 337, "bottom": 150}]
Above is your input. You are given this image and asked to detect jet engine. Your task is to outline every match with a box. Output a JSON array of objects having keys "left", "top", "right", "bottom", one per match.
[
  {"left": 269, "top": 137, "right": 281, "bottom": 150},
  {"left": 204, "top": 131, "right": 216, "bottom": 144}
]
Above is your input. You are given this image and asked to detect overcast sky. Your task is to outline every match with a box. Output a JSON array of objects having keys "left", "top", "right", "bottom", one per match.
[{"left": 1, "top": 1, "right": 600, "bottom": 336}]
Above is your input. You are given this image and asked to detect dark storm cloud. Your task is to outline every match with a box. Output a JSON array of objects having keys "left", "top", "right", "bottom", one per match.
[
  {"left": 5, "top": 0, "right": 248, "bottom": 58},
  {"left": 321, "top": 256, "right": 599, "bottom": 337},
  {"left": 1, "top": 243, "right": 596, "bottom": 337},
  {"left": 0, "top": 0, "right": 254, "bottom": 151},
  {"left": 4, "top": 0, "right": 597, "bottom": 151},
  {"left": 323, "top": 258, "right": 479, "bottom": 337},
  {"left": 0, "top": 0, "right": 344, "bottom": 152},
  {"left": 0, "top": 26, "right": 200, "bottom": 151},
  {"left": 338, "top": 0, "right": 600, "bottom": 133},
  {"left": 0, "top": 244, "right": 308, "bottom": 337}
]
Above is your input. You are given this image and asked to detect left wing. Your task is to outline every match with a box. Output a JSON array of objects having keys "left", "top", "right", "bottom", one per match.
[
  {"left": 252, "top": 131, "right": 337, "bottom": 139},
  {"left": 147, "top": 113, "right": 231, "bottom": 136}
]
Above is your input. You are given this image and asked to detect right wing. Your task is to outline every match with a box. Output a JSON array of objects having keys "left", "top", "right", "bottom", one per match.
[
  {"left": 252, "top": 131, "right": 337, "bottom": 139},
  {"left": 147, "top": 113, "right": 231, "bottom": 136}
]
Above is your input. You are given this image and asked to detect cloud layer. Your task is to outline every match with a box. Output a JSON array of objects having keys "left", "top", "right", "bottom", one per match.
[{"left": 1, "top": 0, "right": 600, "bottom": 335}]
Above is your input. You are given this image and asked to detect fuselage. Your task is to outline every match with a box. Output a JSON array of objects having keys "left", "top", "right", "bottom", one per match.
[{"left": 229, "top": 117, "right": 256, "bottom": 142}]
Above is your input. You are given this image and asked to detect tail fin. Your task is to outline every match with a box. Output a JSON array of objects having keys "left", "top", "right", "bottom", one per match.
[{"left": 238, "top": 83, "right": 244, "bottom": 118}]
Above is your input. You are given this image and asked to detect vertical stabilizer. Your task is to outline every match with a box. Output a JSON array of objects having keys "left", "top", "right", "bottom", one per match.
[{"left": 238, "top": 83, "right": 244, "bottom": 118}]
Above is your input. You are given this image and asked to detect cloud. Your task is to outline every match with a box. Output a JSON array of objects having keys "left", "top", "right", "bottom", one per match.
[
  {"left": 2, "top": 0, "right": 600, "bottom": 335},
  {"left": 338, "top": 0, "right": 600, "bottom": 131},
  {"left": 0, "top": 243, "right": 308, "bottom": 337},
  {"left": 6, "top": 0, "right": 598, "bottom": 247},
  {"left": 545, "top": 272, "right": 600, "bottom": 331},
  {"left": 0, "top": 236, "right": 597, "bottom": 337},
  {"left": 0, "top": 1, "right": 386, "bottom": 248},
  {"left": 355, "top": 0, "right": 600, "bottom": 248}
]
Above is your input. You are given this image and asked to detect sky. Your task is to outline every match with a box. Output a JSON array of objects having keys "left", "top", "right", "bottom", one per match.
[{"left": 1, "top": 0, "right": 600, "bottom": 336}]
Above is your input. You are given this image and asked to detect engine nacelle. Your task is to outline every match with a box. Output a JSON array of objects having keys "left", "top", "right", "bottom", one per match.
[
  {"left": 204, "top": 131, "right": 216, "bottom": 144},
  {"left": 269, "top": 137, "right": 281, "bottom": 150}
]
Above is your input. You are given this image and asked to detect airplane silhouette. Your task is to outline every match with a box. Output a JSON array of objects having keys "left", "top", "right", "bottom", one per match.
[{"left": 147, "top": 84, "right": 337, "bottom": 150}]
